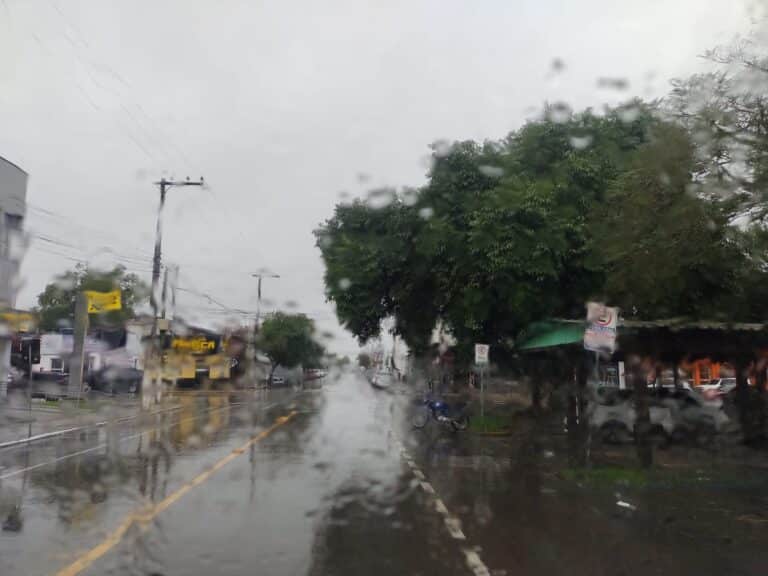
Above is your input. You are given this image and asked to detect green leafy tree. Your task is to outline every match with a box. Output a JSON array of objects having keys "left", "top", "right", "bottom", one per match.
[
  {"left": 35, "top": 264, "right": 149, "bottom": 331},
  {"left": 667, "top": 31, "right": 768, "bottom": 218},
  {"left": 587, "top": 122, "right": 766, "bottom": 319},
  {"left": 316, "top": 105, "right": 658, "bottom": 365},
  {"left": 258, "top": 312, "right": 324, "bottom": 379}
]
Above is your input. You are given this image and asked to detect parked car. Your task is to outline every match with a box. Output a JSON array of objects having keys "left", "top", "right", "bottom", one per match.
[
  {"left": 270, "top": 375, "right": 286, "bottom": 387},
  {"left": 651, "top": 388, "right": 729, "bottom": 439},
  {"left": 697, "top": 377, "right": 738, "bottom": 399},
  {"left": 90, "top": 366, "right": 142, "bottom": 395},
  {"left": 5, "top": 367, "right": 26, "bottom": 390},
  {"left": 589, "top": 388, "right": 675, "bottom": 442},
  {"left": 648, "top": 379, "right": 693, "bottom": 391}
]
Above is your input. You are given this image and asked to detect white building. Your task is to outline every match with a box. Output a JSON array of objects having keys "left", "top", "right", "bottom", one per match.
[{"left": 0, "top": 156, "right": 27, "bottom": 395}]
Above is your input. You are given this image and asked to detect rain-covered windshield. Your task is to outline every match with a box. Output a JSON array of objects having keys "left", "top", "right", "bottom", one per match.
[{"left": 2, "top": 2, "right": 768, "bottom": 575}]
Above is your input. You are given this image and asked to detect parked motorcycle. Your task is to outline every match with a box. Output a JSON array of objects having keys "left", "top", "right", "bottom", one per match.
[{"left": 412, "top": 397, "right": 470, "bottom": 431}]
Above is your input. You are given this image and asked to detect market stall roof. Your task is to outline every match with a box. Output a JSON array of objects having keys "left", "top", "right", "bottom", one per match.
[
  {"left": 517, "top": 318, "right": 768, "bottom": 360},
  {"left": 517, "top": 320, "right": 584, "bottom": 351}
]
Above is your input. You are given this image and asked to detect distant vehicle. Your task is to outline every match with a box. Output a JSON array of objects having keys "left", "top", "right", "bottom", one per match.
[
  {"left": 304, "top": 368, "right": 327, "bottom": 381},
  {"left": 90, "top": 366, "right": 142, "bottom": 395},
  {"left": 370, "top": 369, "right": 395, "bottom": 389},
  {"left": 270, "top": 375, "right": 286, "bottom": 387}
]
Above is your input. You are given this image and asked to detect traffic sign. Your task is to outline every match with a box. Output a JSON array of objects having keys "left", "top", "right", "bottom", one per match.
[
  {"left": 84, "top": 290, "right": 122, "bottom": 314},
  {"left": 475, "top": 343, "right": 490, "bottom": 365}
]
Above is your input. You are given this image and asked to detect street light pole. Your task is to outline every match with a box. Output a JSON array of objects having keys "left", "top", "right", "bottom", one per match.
[
  {"left": 247, "top": 273, "right": 279, "bottom": 387},
  {"left": 144, "top": 177, "right": 204, "bottom": 409},
  {"left": 151, "top": 177, "right": 205, "bottom": 328},
  {"left": 251, "top": 273, "right": 280, "bottom": 331}
]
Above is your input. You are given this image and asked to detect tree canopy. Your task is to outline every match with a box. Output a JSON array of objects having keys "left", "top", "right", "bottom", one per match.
[
  {"left": 258, "top": 312, "right": 324, "bottom": 375},
  {"left": 35, "top": 264, "right": 149, "bottom": 331},
  {"left": 316, "top": 35, "right": 768, "bottom": 364}
]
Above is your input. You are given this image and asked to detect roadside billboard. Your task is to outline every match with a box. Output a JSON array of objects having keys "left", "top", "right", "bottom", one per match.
[{"left": 584, "top": 302, "right": 618, "bottom": 353}]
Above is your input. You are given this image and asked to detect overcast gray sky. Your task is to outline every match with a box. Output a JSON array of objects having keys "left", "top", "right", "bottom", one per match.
[{"left": 0, "top": 0, "right": 763, "bottom": 354}]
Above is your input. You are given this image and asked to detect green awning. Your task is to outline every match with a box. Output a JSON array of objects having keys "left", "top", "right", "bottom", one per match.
[{"left": 517, "top": 320, "right": 584, "bottom": 351}]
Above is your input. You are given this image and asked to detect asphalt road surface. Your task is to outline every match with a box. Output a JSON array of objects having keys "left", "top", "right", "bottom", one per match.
[
  {"left": 2, "top": 371, "right": 768, "bottom": 576},
  {"left": 0, "top": 373, "right": 484, "bottom": 576}
]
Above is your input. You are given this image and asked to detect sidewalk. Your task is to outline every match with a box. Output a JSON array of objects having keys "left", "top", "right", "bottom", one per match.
[{"left": 0, "top": 390, "right": 176, "bottom": 447}]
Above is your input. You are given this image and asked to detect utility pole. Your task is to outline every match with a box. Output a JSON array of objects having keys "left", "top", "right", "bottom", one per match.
[
  {"left": 144, "top": 177, "right": 204, "bottom": 409},
  {"left": 247, "top": 272, "right": 279, "bottom": 387},
  {"left": 151, "top": 178, "right": 204, "bottom": 326},
  {"left": 67, "top": 292, "right": 89, "bottom": 402},
  {"left": 252, "top": 272, "right": 280, "bottom": 330}
]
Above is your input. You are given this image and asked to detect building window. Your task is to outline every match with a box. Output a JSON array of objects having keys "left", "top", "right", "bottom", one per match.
[{"left": 50, "top": 357, "right": 63, "bottom": 371}]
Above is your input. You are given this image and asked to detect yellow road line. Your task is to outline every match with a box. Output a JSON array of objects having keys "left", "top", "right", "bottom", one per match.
[{"left": 55, "top": 411, "right": 297, "bottom": 576}]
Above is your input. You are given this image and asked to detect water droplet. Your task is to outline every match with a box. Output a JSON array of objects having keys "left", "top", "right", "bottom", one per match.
[
  {"left": 546, "top": 102, "right": 571, "bottom": 124},
  {"left": 550, "top": 58, "right": 566, "bottom": 73},
  {"left": 418, "top": 207, "right": 434, "bottom": 220},
  {"left": 401, "top": 187, "right": 419, "bottom": 206},
  {"left": 478, "top": 165, "right": 504, "bottom": 178},
  {"left": 432, "top": 139, "right": 454, "bottom": 158},
  {"left": 618, "top": 106, "right": 640, "bottom": 123},
  {"left": 338, "top": 278, "right": 351, "bottom": 290},
  {"left": 367, "top": 188, "right": 396, "bottom": 209},
  {"left": 569, "top": 135, "right": 593, "bottom": 150},
  {"left": 597, "top": 77, "right": 629, "bottom": 91}
]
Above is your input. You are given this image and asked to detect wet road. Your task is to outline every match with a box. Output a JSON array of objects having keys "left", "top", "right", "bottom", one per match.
[
  {"left": 0, "top": 373, "right": 476, "bottom": 576},
  {"left": 2, "top": 371, "right": 768, "bottom": 576}
]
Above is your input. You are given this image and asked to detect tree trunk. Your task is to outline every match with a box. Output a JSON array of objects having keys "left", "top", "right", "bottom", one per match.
[
  {"left": 673, "top": 359, "right": 680, "bottom": 389},
  {"left": 269, "top": 363, "right": 277, "bottom": 387},
  {"left": 735, "top": 360, "right": 751, "bottom": 442},
  {"left": 631, "top": 357, "right": 653, "bottom": 468},
  {"left": 755, "top": 362, "right": 767, "bottom": 442}
]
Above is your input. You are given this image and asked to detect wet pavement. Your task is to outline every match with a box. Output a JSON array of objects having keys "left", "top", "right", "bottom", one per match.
[{"left": 1, "top": 371, "right": 768, "bottom": 575}]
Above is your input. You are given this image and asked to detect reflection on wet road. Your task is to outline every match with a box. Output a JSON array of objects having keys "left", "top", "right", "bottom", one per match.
[
  {"left": 0, "top": 373, "right": 470, "bottom": 576},
  {"left": 2, "top": 371, "right": 768, "bottom": 576}
]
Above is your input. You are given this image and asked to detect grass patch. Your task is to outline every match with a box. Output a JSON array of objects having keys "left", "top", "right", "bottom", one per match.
[{"left": 470, "top": 413, "right": 514, "bottom": 433}]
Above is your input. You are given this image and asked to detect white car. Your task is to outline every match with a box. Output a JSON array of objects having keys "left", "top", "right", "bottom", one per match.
[
  {"left": 370, "top": 370, "right": 395, "bottom": 389},
  {"left": 654, "top": 388, "right": 729, "bottom": 435},
  {"left": 697, "top": 377, "right": 737, "bottom": 398},
  {"left": 589, "top": 389, "right": 675, "bottom": 441}
]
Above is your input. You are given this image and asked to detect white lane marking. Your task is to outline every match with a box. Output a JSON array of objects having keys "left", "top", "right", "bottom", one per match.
[
  {"left": 444, "top": 516, "right": 466, "bottom": 540},
  {"left": 434, "top": 498, "right": 449, "bottom": 515},
  {"left": 0, "top": 404, "right": 185, "bottom": 451},
  {"left": 398, "top": 441, "right": 492, "bottom": 574},
  {"left": 0, "top": 443, "right": 107, "bottom": 480},
  {"left": 463, "top": 548, "right": 491, "bottom": 576},
  {"left": 0, "top": 395, "right": 284, "bottom": 480},
  {"left": 420, "top": 481, "right": 435, "bottom": 494}
]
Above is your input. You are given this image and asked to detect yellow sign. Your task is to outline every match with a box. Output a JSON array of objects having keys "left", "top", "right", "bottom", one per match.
[
  {"left": 84, "top": 290, "right": 122, "bottom": 314},
  {"left": 0, "top": 311, "right": 36, "bottom": 332},
  {"left": 171, "top": 337, "right": 216, "bottom": 355}
]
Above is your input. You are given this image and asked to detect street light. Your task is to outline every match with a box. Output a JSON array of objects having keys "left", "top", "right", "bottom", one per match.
[
  {"left": 251, "top": 272, "right": 280, "bottom": 329},
  {"left": 247, "top": 272, "right": 279, "bottom": 388}
]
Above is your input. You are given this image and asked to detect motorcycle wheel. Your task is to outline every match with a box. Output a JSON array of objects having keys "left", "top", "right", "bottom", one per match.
[
  {"left": 412, "top": 408, "right": 430, "bottom": 429},
  {"left": 451, "top": 414, "right": 470, "bottom": 431}
]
